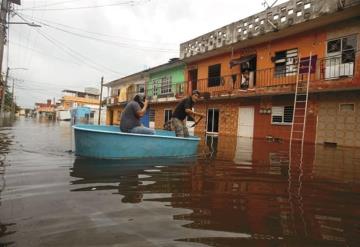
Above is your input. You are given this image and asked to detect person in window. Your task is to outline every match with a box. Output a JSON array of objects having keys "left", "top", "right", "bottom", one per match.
[
  {"left": 171, "top": 90, "right": 206, "bottom": 137},
  {"left": 241, "top": 69, "right": 250, "bottom": 89},
  {"left": 120, "top": 94, "right": 155, "bottom": 135}
]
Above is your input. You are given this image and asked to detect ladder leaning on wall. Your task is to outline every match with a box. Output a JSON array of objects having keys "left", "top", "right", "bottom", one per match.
[{"left": 289, "top": 53, "right": 312, "bottom": 158}]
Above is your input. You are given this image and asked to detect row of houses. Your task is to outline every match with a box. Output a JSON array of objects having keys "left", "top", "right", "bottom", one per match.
[
  {"left": 104, "top": 0, "right": 360, "bottom": 147},
  {"left": 34, "top": 88, "right": 103, "bottom": 122}
]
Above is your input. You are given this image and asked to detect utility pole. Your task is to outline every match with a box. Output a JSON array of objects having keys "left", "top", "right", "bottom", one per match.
[
  {"left": 10, "top": 77, "right": 14, "bottom": 119},
  {"left": 98, "top": 77, "right": 103, "bottom": 125},
  {"left": 0, "top": 0, "right": 9, "bottom": 81},
  {"left": 0, "top": 67, "right": 8, "bottom": 119},
  {"left": 0, "top": 1, "right": 21, "bottom": 121}
]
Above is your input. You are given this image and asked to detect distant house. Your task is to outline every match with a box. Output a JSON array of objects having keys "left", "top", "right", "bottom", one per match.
[
  {"left": 35, "top": 99, "right": 56, "bottom": 118},
  {"left": 59, "top": 89, "right": 100, "bottom": 110}
]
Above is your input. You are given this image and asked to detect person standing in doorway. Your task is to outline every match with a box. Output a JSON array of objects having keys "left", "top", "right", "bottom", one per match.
[
  {"left": 171, "top": 90, "right": 205, "bottom": 137},
  {"left": 120, "top": 94, "right": 155, "bottom": 135}
]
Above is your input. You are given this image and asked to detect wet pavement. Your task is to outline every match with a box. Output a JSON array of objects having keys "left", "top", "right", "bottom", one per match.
[{"left": 0, "top": 117, "right": 359, "bottom": 246}]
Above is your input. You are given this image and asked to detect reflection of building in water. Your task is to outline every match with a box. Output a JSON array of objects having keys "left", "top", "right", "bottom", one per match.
[
  {"left": 0, "top": 131, "right": 16, "bottom": 241},
  {"left": 313, "top": 145, "right": 360, "bottom": 183},
  {"left": 233, "top": 137, "right": 253, "bottom": 165},
  {"left": 69, "top": 141, "right": 360, "bottom": 245},
  {"left": 140, "top": 139, "right": 358, "bottom": 245}
]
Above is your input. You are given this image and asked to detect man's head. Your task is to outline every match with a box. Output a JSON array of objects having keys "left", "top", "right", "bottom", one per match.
[
  {"left": 133, "top": 93, "right": 145, "bottom": 107},
  {"left": 191, "top": 90, "right": 201, "bottom": 102}
]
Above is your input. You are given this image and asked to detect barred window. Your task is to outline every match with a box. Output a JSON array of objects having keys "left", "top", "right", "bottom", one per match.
[
  {"left": 152, "top": 79, "right": 160, "bottom": 95},
  {"left": 274, "top": 49, "right": 298, "bottom": 76},
  {"left": 149, "top": 109, "right": 155, "bottom": 122},
  {"left": 272, "top": 106, "right": 293, "bottom": 124},
  {"left": 161, "top": 76, "right": 172, "bottom": 94}
]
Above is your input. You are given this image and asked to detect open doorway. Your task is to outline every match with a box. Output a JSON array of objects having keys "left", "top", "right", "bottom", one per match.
[
  {"left": 230, "top": 55, "right": 257, "bottom": 89},
  {"left": 207, "top": 108, "right": 219, "bottom": 134},
  {"left": 188, "top": 69, "right": 198, "bottom": 91}
]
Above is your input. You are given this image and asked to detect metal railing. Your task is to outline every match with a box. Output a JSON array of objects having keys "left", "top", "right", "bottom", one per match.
[
  {"left": 193, "top": 54, "right": 358, "bottom": 94},
  {"left": 105, "top": 53, "right": 359, "bottom": 106},
  {"left": 105, "top": 81, "right": 188, "bottom": 106}
]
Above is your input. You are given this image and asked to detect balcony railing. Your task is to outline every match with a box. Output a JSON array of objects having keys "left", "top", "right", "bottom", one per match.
[
  {"left": 105, "top": 54, "right": 359, "bottom": 106},
  {"left": 105, "top": 81, "right": 188, "bottom": 106},
  {"left": 145, "top": 81, "right": 186, "bottom": 100},
  {"left": 192, "top": 54, "right": 359, "bottom": 96}
]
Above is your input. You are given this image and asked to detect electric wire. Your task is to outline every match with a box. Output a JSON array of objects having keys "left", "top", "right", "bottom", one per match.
[
  {"left": 19, "top": 0, "right": 93, "bottom": 9},
  {"left": 10, "top": 40, "right": 82, "bottom": 65},
  {"left": 17, "top": 0, "right": 146, "bottom": 11},
  {"left": 14, "top": 12, "right": 178, "bottom": 52},
  {"left": 16, "top": 13, "right": 121, "bottom": 76},
  {"left": 18, "top": 12, "right": 176, "bottom": 46}
]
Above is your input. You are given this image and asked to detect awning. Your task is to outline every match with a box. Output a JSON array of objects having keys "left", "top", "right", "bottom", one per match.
[{"left": 230, "top": 55, "right": 256, "bottom": 68}]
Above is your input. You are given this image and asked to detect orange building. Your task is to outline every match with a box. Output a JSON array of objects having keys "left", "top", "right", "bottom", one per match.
[
  {"left": 179, "top": 0, "right": 360, "bottom": 147},
  {"left": 106, "top": 0, "right": 360, "bottom": 147}
]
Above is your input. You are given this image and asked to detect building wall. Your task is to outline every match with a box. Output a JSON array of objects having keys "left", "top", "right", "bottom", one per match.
[
  {"left": 148, "top": 65, "right": 185, "bottom": 96},
  {"left": 186, "top": 28, "right": 326, "bottom": 83},
  {"left": 316, "top": 92, "right": 360, "bottom": 147},
  {"left": 151, "top": 95, "right": 317, "bottom": 143},
  {"left": 106, "top": 105, "right": 123, "bottom": 125}
]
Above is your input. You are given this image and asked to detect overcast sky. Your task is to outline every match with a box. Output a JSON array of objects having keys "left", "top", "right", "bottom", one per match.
[{"left": 6, "top": 0, "right": 287, "bottom": 108}]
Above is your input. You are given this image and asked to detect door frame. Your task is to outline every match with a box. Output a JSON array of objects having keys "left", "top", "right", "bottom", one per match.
[{"left": 237, "top": 106, "right": 255, "bottom": 138}]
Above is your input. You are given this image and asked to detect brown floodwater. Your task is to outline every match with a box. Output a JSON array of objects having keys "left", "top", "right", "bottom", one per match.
[{"left": 0, "top": 117, "right": 359, "bottom": 246}]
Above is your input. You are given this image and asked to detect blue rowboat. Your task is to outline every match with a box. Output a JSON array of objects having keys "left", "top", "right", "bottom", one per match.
[{"left": 73, "top": 124, "right": 200, "bottom": 159}]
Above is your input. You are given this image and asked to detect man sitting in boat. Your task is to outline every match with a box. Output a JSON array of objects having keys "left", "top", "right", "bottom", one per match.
[
  {"left": 171, "top": 90, "right": 206, "bottom": 137},
  {"left": 120, "top": 94, "right": 155, "bottom": 135}
]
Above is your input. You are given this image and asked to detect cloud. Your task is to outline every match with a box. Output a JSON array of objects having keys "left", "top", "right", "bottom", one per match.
[{"left": 7, "top": 0, "right": 288, "bottom": 108}]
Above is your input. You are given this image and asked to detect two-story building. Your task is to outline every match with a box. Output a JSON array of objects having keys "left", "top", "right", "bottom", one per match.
[
  {"left": 105, "top": 58, "right": 190, "bottom": 129},
  {"left": 35, "top": 99, "right": 56, "bottom": 119},
  {"left": 177, "top": 0, "right": 360, "bottom": 147},
  {"left": 59, "top": 88, "right": 100, "bottom": 110},
  {"left": 106, "top": 0, "right": 360, "bottom": 147},
  {"left": 105, "top": 70, "right": 148, "bottom": 125}
]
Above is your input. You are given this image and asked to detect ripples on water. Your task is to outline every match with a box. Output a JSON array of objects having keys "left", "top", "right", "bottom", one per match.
[{"left": 0, "top": 118, "right": 359, "bottom": 246}]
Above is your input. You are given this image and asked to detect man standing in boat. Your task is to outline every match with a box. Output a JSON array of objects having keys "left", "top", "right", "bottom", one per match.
[
  {"left": 120, "top": 94, "right": 155, "bottom": 135},
  {"left": 171, "top": 90, "right": 205, "bottom": 137}
]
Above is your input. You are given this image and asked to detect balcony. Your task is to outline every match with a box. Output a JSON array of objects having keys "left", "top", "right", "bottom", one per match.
[
  {"left": 106, "top": 81, "right": 188, "bottom": 107},
  {"left": 146, "top": 81, "right": 187, "bottom": 102},
  {"left": 193, "top": 54, "right": 360, "bottom": 98}
]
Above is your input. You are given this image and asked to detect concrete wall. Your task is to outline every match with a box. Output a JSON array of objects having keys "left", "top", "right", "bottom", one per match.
[
  {"left": 180, "top": 0, "right": 360, "bottom": 59},
  {"left": 316, "top": 92, "right": 360, "bottom": 147}
]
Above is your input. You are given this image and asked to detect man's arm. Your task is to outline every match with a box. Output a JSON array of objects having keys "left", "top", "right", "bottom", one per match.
[
  {"left": 136, "top": 99, "right": 149, "bottom": 117},
  {"left": 185, "top": 108, "right": 205, "bottom": 118}
]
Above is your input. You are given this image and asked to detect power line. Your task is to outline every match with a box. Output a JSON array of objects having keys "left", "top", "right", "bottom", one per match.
[
  {"left": 9, "top": 76, "right": 99, "bottom": 88},
  {"left": 15, "top": 12, "right": 121, "bottom": 76},
  {"left": 18, "top": 12, "right": 176, "bottom": 46},
  {"left": 19, "top": 0, "right": 92, "bottom": 9},
  {"left": 9, "top": 39, "right": 82, "bottom": 65},
  {"left": 17, "top": 0, "right": 148, "bottom": 11},
  {"left": 14, "top": 12, "right": 178, "bottom": 52}
]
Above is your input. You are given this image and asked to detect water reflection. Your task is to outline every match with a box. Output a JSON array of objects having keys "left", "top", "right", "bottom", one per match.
[
  {"left": 1, "top": 117, "right": 360, "bottom": 246},
  {"left": 71, "top": 157, "right": 197, "bottom": 204},
  {"left": 191, "top": 136, "right": 360, "bottom": 246},
  {"left": 0, "top": 126, "right": 16, "bottom": 244},
  {"left": 71, "top": 136, "right": 360, "bottom": 246}
]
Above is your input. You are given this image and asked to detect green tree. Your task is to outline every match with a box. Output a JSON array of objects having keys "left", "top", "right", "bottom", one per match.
[{"left": 3, "top": 85, "right": 19, "bottom": 112}]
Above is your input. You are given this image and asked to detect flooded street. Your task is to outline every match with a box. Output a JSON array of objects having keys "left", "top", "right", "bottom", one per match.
[{"left": 0, "top": 118, "right": 359, "bottom": 246}]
